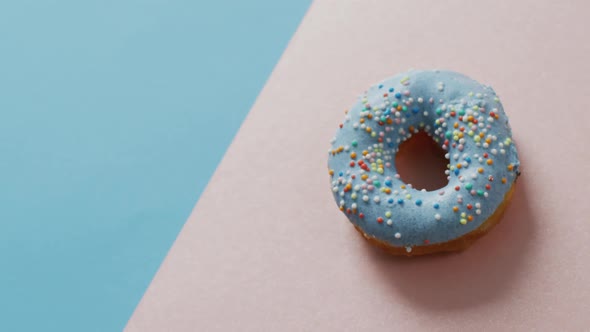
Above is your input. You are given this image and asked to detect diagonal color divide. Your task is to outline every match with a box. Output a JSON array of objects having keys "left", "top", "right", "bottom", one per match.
[{"left": 0, "top": 1, "right": 311, "bottom": 331}]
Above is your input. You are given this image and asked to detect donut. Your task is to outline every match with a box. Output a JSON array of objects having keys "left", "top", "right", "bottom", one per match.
[{"left": 327, "top": 70, "right": 520, "bottom": 256}]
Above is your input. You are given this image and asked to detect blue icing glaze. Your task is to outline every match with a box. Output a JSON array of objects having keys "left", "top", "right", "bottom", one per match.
[{"left": 328, "top": 70, "right": 520, "bottom": 249}]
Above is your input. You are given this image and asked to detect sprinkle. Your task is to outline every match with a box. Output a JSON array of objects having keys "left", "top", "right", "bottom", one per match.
[
  {"left": 395, "top": 232, "right": 401, "bottom": 239},
  {"left": 415, "top": 199, "right": 422, "bottom": 206},
  {"left": 435, "top": 213, "right": 441, "bottom": 221}
]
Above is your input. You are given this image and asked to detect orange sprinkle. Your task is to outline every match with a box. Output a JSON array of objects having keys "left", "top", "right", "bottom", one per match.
[
  {"left": 502, "top": 177, "right": 507, "bottom": 184},
  {"left": 386, "top": 118, "right": 393, "bottom": 124},
  {"left": 453, "top": 206, "right": 459, "bottom": 213},
  {"left": 359, "top": 118, "right": 365, "bottom": 124},
  {"left": 507, "top": 164, "right": 514, "bottom": 171},
  {"left": 456, "top": 163, "right": 462, "bottom": 169},
  {"left": 478, "top": 167, "right": 484, "bottom": 174},
  {"left": 467, "top": 215, "right": 474, "bottom": 221},
  {"left": 329, "top": 169, "right": 334, "bottom": 176},
  {"left": 350, "top": 152, "right": 357, "bottom": 159},
  {"left": 486, "top": 159, "right": 493, "bottom": 165},
  {"left": 362, "top": 150, "right": 368, "bottom": 156},
  {"left": 361, "top": 174, "right": 368, "bottom": 180},
  {"left": 365, "top": 127, "right": 372, "bottom": 133},
  {"left": 453, "top": 123, "right": 459, "bottom": 128},
  {"left": 401, "top": 185, "right": 406, "bottom": 189}
]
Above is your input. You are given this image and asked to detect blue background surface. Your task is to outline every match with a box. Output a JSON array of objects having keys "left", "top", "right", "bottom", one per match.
[{"left": 0, "top": 1, "right": 310, "bottom": 331}]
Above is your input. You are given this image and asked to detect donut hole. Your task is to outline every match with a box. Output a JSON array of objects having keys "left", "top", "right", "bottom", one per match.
[{"left": 395, "top": 131, "right": 449, "bottom": 191}]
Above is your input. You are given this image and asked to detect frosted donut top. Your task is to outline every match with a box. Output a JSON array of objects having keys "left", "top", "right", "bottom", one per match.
[{"left": 328, "top": 70, "right": 520, "bottom": 252}]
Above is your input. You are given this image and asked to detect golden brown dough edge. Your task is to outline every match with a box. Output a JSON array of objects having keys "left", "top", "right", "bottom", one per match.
[{"left": 354, "top": 183, "right": 516, "bottom": 256}]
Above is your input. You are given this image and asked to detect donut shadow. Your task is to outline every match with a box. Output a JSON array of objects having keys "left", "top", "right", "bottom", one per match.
[{"left": 360, "top": 176, "right": 536, "bottom": 311}]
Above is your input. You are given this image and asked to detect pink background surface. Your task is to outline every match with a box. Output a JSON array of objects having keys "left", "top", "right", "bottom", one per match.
[{"left": 126, "top": 0, "right": 590, "bottom": 330}]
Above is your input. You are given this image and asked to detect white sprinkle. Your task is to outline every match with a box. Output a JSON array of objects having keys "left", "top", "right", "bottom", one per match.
[
  {"left": 386, "top": 219, "right": 393, "bottom": 226},
  {"left": 373, "top": 196, "right": 381, "bottom": 203},
  {"left": 332, "top": 186, "right": 339, "bottom": 192},
  {"left": 435, "top": 213, "right": 441, "bottom": 221},
  {"left": 476, "top": 209, "right": 482, "bottom": 215},
  {"left": 491, "top": 149, "right": 498, "bottom": 155},
  {"left": 362, "top": 195, "right": 369, "bottom": 202},
  {"left": 406, "top": 246, "right": 412, "bottom": 253},
  {"left": 395, "top": 232, "right": 401, "bottom": 239}
]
